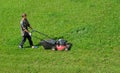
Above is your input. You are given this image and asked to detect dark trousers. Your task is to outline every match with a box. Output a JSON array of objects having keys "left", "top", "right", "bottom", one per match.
[{"left": 20, "top": 35, "right": 33, "bottom": 47}]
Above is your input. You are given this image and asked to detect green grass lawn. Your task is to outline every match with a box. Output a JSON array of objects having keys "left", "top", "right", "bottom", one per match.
[{"left": 0, "top": 0, "right": 120, "bottom": 73}]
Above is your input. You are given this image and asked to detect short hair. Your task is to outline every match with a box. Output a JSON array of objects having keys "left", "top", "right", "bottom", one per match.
[{"left": 22, "top": 13, "right": 27, "bottom": 17}]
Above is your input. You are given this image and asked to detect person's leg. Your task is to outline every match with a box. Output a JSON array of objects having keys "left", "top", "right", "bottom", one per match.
[
  {"left": 19, "top": 36, "right": 26, "bottom": 48},
  {"left": 27, "top": 35, "right": 33, "bottom": 47}
]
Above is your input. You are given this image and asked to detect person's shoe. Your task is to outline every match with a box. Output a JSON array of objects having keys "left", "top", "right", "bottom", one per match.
[
  {"left": 32, "top": 46, "right": 34, "bottom": 48},
  {"left": 19, "top": 45, "right": 23, "bottom": 48},
  {"left": 32, "top": 46, "right": 38, "bottom": 49}
]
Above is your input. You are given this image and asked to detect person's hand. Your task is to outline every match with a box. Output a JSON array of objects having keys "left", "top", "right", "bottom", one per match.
[{"left": 29, "top": 32, "right": 32, "bottom": 36}]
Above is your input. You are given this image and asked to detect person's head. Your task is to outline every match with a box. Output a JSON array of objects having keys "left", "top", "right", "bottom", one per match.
[{"left": 22, "top": 13, "right": 27, "bottom": 18}]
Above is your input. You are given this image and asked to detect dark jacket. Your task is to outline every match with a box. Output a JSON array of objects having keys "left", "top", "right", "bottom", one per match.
[{"left": 20, "top": 19, "right": 30, "bottom": 36}]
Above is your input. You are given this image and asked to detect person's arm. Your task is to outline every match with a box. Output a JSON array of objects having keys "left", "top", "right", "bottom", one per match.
[
  {"left": 23, "top": 28, "right": 29, "bottom": 33},
  {"left": 23, "top": 27, "right": 31, "bottom": 36},
  {"left": 26, "top": 19, "right": 33, "bottom": 30}
]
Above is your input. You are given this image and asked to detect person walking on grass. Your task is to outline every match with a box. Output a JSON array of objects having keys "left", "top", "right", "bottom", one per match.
[{"left": 19, "top": 13, "right": 35, "bottom": 48}]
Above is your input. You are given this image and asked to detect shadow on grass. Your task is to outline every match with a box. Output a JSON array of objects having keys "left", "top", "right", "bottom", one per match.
[{"left": 23, "top": 43, "right": 40, "bottom": 49}]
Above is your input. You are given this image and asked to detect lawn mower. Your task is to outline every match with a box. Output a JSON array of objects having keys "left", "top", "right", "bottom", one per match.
[{"left": 31, "top": 29, "right": 72, "bottom": 51}]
